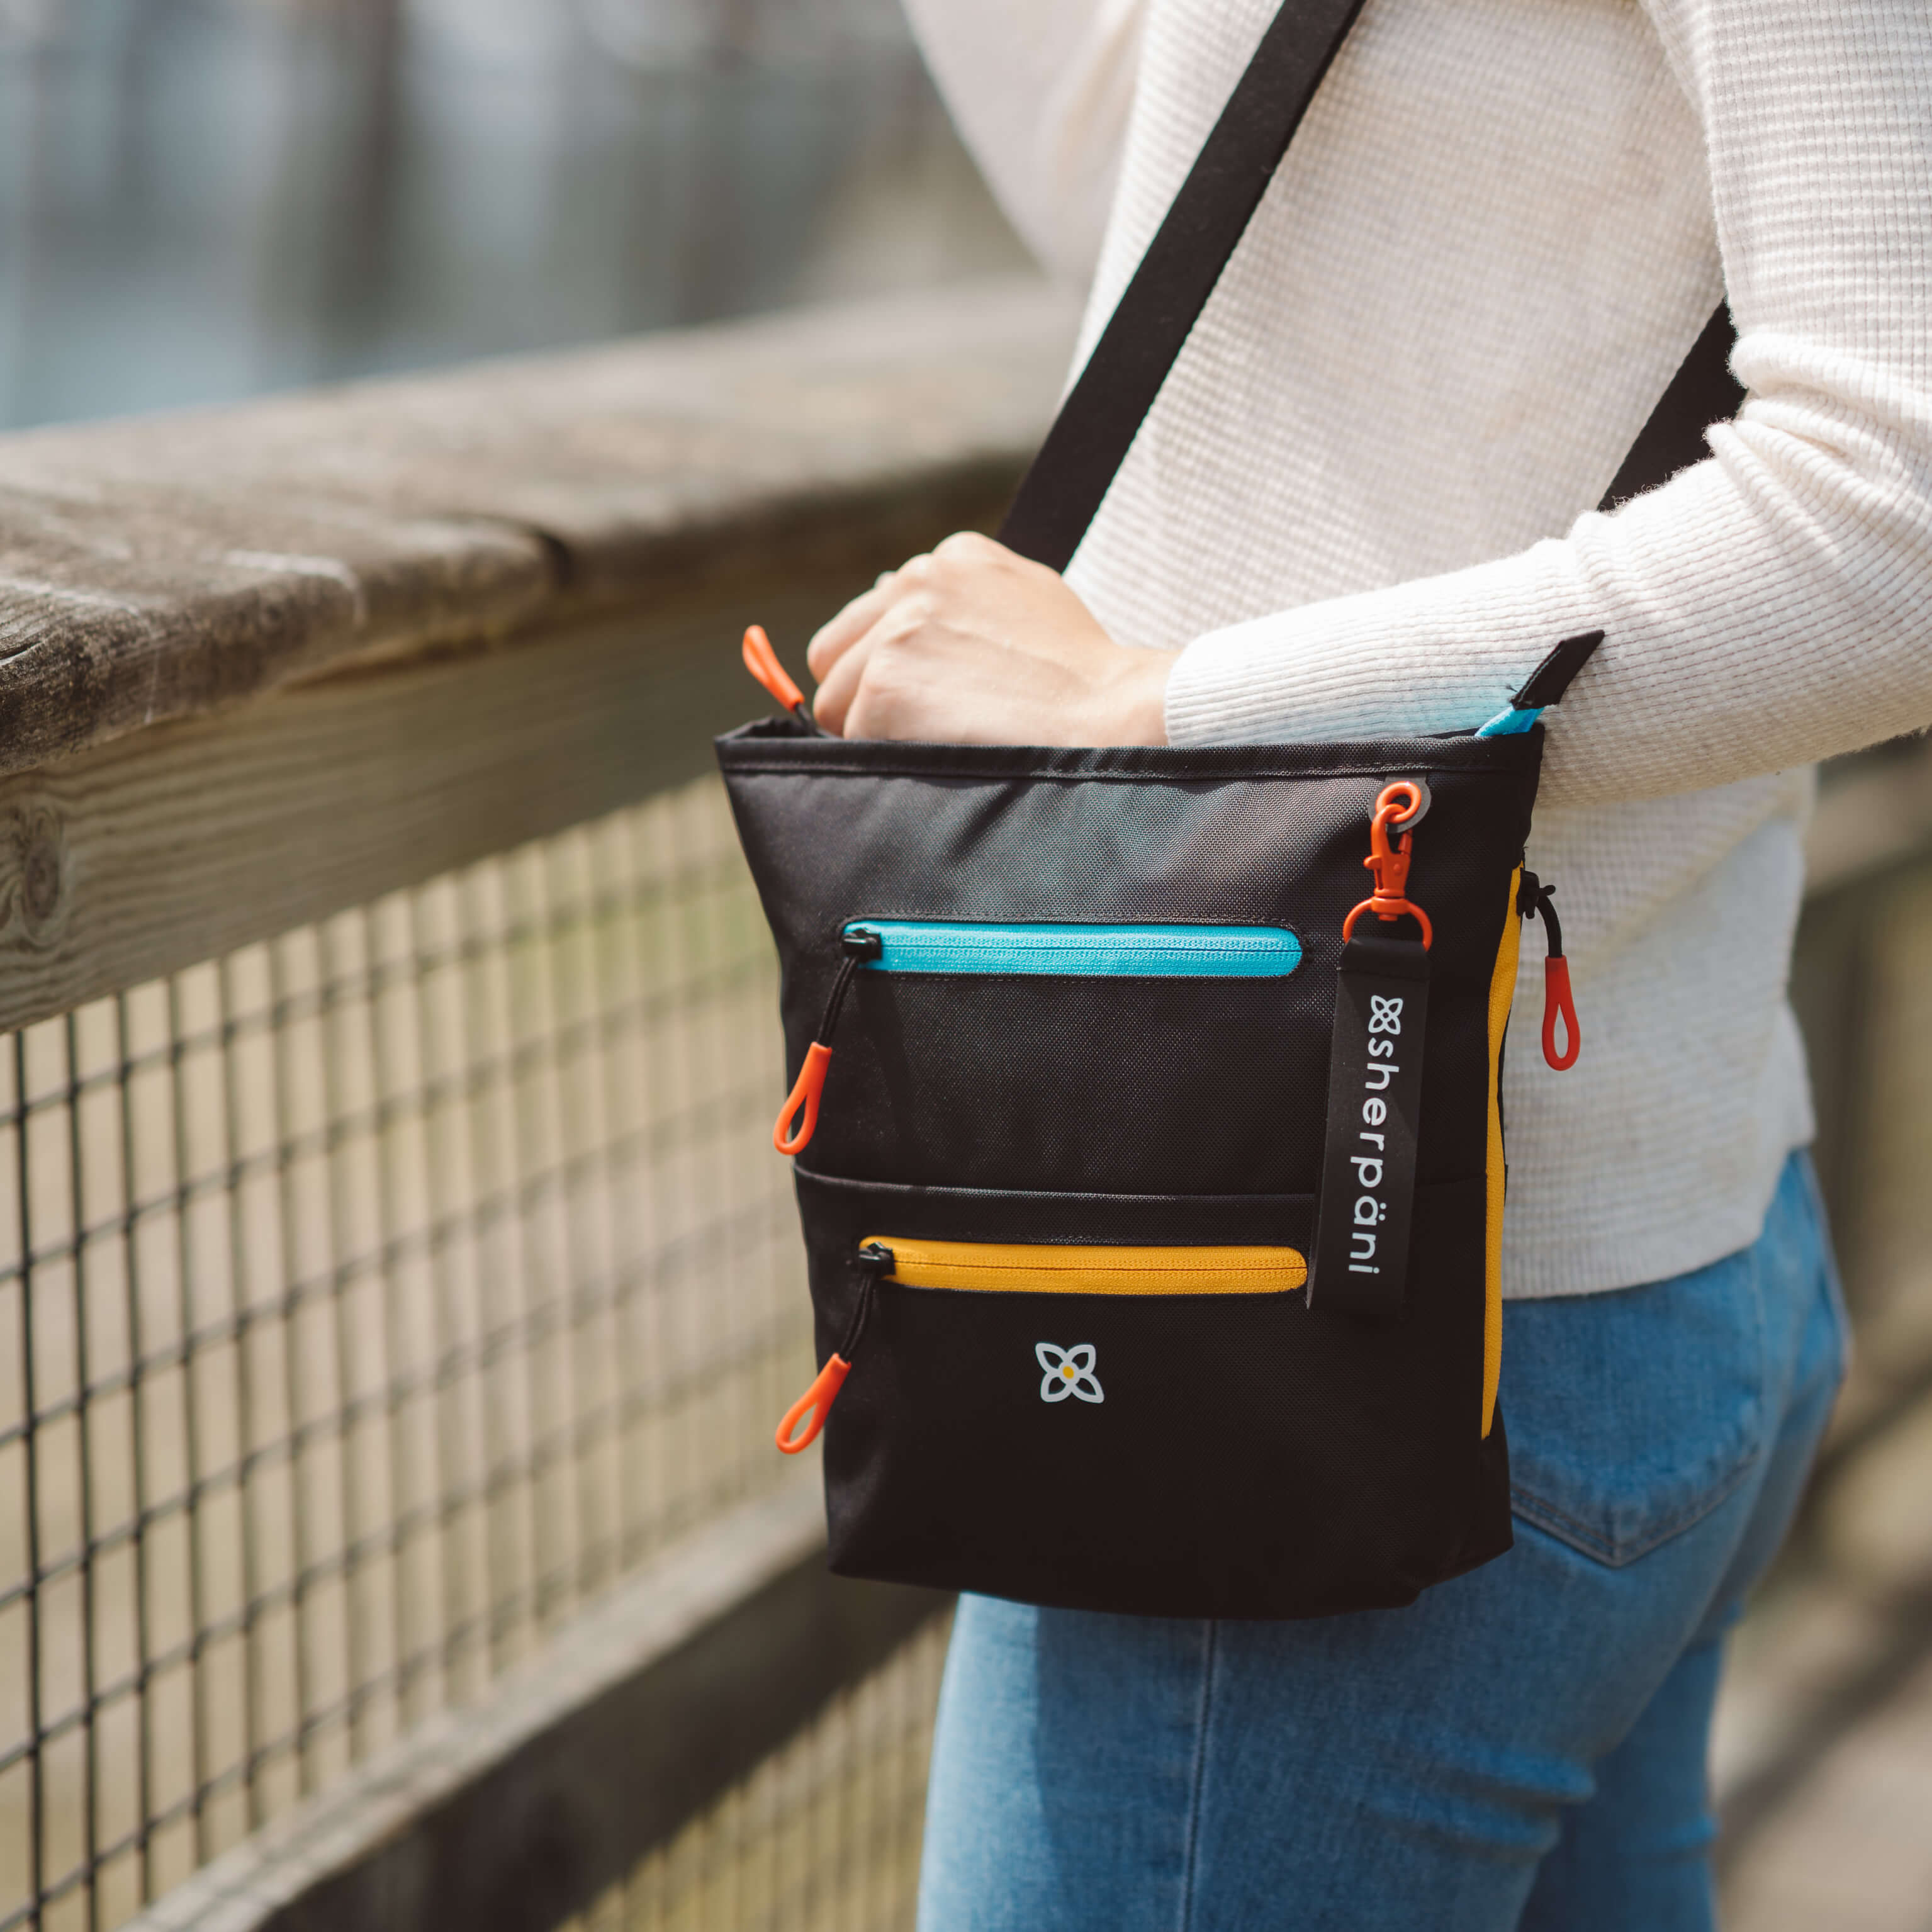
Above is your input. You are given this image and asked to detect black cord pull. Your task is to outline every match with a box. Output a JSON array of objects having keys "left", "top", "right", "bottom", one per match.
[
  {"left": 1518, "top": 873, "right": 1579, "bottom": 1070},
  {"left": 772, "top": 927, "right": 882, "bottom": 1155}
]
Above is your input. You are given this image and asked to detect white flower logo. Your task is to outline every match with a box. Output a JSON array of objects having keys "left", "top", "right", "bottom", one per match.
[{"left": 1035, "top": 1342, "right": 1103, "bottom": 1405}]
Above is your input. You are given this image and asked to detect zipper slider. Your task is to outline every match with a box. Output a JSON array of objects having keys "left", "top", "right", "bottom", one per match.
[
  {"left": 774, "top": 1245, "right": 890, "bottom": 1454},
  {"left": 771, "top": 926, "right": 882, "bottom": 1155},
  {"left": 1518, "top": 872, "right": 1580, "bottom": 1070}
]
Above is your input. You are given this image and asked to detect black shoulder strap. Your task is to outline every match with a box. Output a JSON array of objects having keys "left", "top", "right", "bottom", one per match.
[
  {"left": 998, "top": 0, "right": 1373, "bottom": 571},
  {"left": 999, "top": 0, "right": 1743, "bottom": 569},
  {"left": 1595, "top": 302, "right": 1742, "bottom": 512}
]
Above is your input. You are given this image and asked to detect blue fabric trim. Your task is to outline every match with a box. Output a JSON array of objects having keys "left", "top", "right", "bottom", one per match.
[
  {"left": 1474, "top": 705, "right": 1544, "bottom": 738},
  {"left": 845, "top": 920, "right": 1302, "bottom": 978}
]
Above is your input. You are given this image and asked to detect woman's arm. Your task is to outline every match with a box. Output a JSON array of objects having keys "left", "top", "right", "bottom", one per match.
[
  {"left": 824, "top": 0, "right": 1930, "bottom": 792},
  {"left": 902, "top": 0, "right": 1147, "bottom": 286},
  {"left": 1162, "top": 0, "right": 1932, "bottom": 806}
]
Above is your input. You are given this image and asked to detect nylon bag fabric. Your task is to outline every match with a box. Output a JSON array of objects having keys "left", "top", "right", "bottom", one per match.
[{"left": 717, "top": 729, "right": 1537, "bottom": 1616}]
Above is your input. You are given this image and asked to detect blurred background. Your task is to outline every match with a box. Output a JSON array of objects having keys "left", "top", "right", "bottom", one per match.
[
  {"left": 0, "top": 8, "right": 1929, "bottom": 1932},
  {"left": 0, "top": 0, "right": 1026, "bottom": 429}
]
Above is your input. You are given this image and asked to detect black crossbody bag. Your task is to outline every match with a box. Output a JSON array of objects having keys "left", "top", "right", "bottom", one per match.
[{"left": 715, "top": 0, "right": 1742, "bottom": 1619}]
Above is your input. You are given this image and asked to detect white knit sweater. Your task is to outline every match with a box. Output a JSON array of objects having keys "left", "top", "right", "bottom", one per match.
[{"left": 904, "top": 0, "right": 1932, "bottom": 1298}]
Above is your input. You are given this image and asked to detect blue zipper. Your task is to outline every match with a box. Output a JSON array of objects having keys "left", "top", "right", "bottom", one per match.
[{"left": 841, "top": 919, "right": 1301, "bottom": 979}]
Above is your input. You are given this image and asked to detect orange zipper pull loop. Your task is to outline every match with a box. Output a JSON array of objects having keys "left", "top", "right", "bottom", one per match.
[
  {"left": 770, "top": 928, "right": 883, "bottom": 1156},
  {"left": 773, "top": 1245, "right": 890, "bottom": 1454},
  {"left": 742, "top": 625, "right": 826, "bottom": 735},
  {"left": 1543, "top": 957, "right": 1580, "bottom": 1072},
  {"left": 1342, "top": 780, "right": 1434, "bottom": 947},
  {"left": 1519, "top": 872, "right": 1580, "bottom": 1070},
  {"left": 776, "top": 1352, "right": 850, "bottom": 1453},
  {"left": 774, "top": 1043, "right": 832, "bottom": 1155}
]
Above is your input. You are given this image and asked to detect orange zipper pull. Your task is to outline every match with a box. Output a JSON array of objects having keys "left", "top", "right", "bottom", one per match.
[
  {"left": 742, "top": 625, "right": 827, "bottom": 735},
  {"left": 774, "top": 1043, "right": 832, "bottom": 1155},
  {"left": 770, "top": 928, "right": 882, "bottom": 1155},
  {"left": 1543, "top": 955, "right": 1580, "bottom": 1071},
  {"left": 1519, "top": 873, "right": 1580, "bottom": 1070},
  {"left": 773, "top": 1245, "right": 889, "bottom": 1453},
  {"left": 776, "top": 1352, "right": 850, "bottom": 1453}
]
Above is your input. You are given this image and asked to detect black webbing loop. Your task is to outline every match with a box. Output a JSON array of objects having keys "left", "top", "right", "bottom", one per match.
[{"left": 997, "top": 0, "right": 1746, "bottom": 573}]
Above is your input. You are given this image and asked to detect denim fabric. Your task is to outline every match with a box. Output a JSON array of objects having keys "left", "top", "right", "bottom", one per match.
[{"left": 917, "top": 1153, "right": 1846, "bottom": 1932}]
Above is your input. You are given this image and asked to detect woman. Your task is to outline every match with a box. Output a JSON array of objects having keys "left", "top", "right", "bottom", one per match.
[{"left": 803, "top": 1, "right": 1929, "bottom": 1924}]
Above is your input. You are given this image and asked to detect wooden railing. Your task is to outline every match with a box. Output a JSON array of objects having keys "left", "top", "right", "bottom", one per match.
[{"left": 0, "top": 276, "right": 1072, "bottom": 1932}]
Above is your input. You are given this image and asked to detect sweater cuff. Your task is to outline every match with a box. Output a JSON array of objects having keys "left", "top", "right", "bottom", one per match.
[{"left": 1162, "top": 540, "right": 1591, "bottom": 748}]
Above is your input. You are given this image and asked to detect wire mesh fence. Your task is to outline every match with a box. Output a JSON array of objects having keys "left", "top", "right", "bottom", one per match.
[{"left": 0, "top": 774, "right": 813, "bottom": 1932}]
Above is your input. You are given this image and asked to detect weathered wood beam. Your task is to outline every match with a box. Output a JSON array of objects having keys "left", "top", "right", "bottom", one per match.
[
  {"left": 0, "top": 277, "right": 1074, "bottom": 779},
  {"left": 0, "top": 559, "right": 953, "bottom": 1036}
]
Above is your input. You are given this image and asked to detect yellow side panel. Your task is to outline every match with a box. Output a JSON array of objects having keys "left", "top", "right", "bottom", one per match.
[
  {"left": 1483, "top": 868, "right": 1525, "bottom": 1437},
  {"left": 862, "top": 1237, "right": 1307, "bottom": 1296}
]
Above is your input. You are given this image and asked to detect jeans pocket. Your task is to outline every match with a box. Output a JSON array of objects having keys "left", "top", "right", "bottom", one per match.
[{"left": 1503, "top": 1237, "right": 1768, "bottom": 1568}]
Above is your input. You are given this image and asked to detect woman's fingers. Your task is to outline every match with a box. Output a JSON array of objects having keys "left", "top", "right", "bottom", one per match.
[
  {"left": 807, "top": 558, "right": 924, "bottom": 680},
  {"left": 804, "top": 531, "right": 1171, "bottom": 745},
  {"left": 809, "top": 616, "right": 885, "bottom": 736},
  {"left": 804, "top": 584, "right": 885, "bottom": 682}
]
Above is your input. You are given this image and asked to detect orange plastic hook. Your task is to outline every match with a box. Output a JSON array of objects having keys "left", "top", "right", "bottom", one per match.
[{"left": 1342, "top": 782, "right": 1434, "bottom": 947}]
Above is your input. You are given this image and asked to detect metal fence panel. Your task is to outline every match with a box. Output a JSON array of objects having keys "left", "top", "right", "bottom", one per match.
[{"left": 0, "top": 775, "right": 808, "bottom": 1931}]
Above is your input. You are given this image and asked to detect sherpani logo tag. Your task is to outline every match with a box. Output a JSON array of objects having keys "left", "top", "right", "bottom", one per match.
[
  {"left": 1035, "top": 1342, "right": 1103, "bottom": 1404},
  {"left": 1350, "top": 993, "right": 1405, "bottom": 1266},
  {"left": 1314, "top": 931, "right": 1429, "bottom": 1314}
]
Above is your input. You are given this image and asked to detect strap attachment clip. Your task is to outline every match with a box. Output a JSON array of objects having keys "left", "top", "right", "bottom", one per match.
[{"left": 1342, "top": 782, "right": 1434, "bottom": 948}]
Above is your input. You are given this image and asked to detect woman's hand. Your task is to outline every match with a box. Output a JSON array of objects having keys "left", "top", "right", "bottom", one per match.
[{"left": 806, "top": 532, "right": 1177, "bottom": 744}]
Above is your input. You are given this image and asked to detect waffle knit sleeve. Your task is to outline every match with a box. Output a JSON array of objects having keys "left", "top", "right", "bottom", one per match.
[
  {"left": 901, "top": 0, "right": 1146, "bottom": 288},
  {"left": 1162, "top": 0, "right": 1932, "bottom": 808}
]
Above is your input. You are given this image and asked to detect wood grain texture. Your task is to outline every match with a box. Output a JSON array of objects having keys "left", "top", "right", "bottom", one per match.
[
  {"left": 0, "top": 555, "right": 938, "bottom": 1032},
  {"left": 0, "top": 276, "right": 1074, "bottom": 778}
]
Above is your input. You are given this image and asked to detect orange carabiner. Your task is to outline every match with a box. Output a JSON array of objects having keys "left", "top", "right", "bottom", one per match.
[{"left": 1342, "top": 781, "right": 1434, "bottom": 948}]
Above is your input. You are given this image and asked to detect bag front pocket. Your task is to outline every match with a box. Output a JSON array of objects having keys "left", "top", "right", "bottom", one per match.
[
  {"left": 778, "top": 918, "right": 1320, "bottom": 1194},
  {"left": 783, "top": 1171, "right": 1507, "bottom": 1618}
]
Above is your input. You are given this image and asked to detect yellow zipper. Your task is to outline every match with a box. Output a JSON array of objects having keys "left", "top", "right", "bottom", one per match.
[
  {"left": 862, "top": 1237, "right": 1307, "bottom": 1296},
  {"left": 1481, "top": 867, "right": 1524, "bottom": 1439}
]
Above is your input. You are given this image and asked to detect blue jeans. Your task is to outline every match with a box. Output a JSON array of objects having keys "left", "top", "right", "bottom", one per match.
[{"left": 918, "top": 1152, "right": 1846, "bottom": 1931}]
